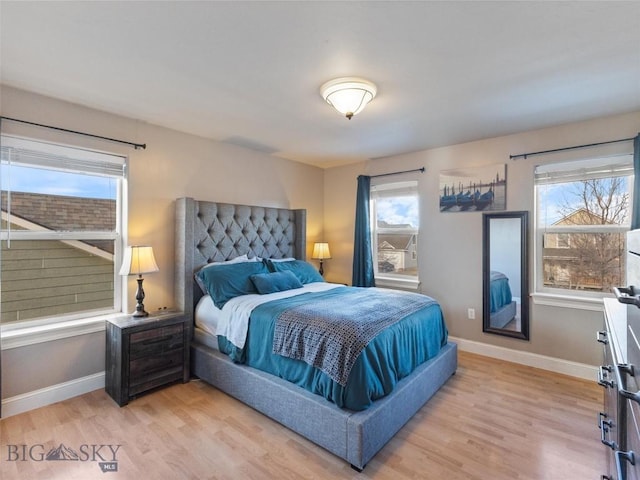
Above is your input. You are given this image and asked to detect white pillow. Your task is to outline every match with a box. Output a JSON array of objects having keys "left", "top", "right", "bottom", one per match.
[
  {"left": 197, "top": 254, "right": 259, "bottom": 272},
  {"left": 269, "top": 257, "right": 296, "bottom": 262}
]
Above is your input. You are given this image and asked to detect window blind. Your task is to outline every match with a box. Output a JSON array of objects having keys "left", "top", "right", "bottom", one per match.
[
  {"left": 371, "top": 181, "right": 418, "bottom": 198},
  {"left": 534, "top": 154, "right": 633, "bottom": 185},
  {"left": 0, "top": 135, "right": 126, "bottom": 177}
]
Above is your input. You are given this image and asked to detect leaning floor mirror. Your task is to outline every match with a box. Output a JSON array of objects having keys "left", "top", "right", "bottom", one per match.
[{"left": 482, "top": 211, "right": 529, "bottom": 340}]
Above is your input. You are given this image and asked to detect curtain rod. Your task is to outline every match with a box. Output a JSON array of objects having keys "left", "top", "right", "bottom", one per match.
[
  {"left": 510, "top": 136, "right": 635, "bottom": 160},
  {"left": 371, "top": 167, "right": 425, "bottom": 178},
  {"left": 0, "top": 116, "right": 147, "bottom": 150}
]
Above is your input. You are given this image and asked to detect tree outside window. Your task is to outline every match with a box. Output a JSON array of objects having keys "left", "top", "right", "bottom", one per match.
[{"left": 536, "top": 156, "right": 632, "bottom": 296}]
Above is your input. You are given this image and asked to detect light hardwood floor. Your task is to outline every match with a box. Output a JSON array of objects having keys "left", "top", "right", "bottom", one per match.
[{"left": 0, "top": 351, "right": 605, "bottom": 479}]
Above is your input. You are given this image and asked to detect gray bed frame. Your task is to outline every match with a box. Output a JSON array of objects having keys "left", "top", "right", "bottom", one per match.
[
  {"left": 490, "top": 300, "right": 517, "bottom": 329},
  {"left": 174, "top": 197, "right": 457, "bottom": 470}
]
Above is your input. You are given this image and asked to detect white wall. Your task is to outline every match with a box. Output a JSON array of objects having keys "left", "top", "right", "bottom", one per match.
[
  {"left": 324, "top": 110, "right": 640, "bottom": 366},
  {"left": 0, "top": 85, "right": 325, "bottom": 402}
]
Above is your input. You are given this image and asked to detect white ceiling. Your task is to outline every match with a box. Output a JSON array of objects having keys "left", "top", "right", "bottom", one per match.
[{"left": 1, "top": 1, "right": 639, "bottom": 168}]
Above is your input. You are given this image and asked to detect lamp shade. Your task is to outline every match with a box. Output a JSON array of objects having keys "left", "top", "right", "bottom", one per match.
[
  {"left": 312, "top": 242, "right": 331, "bottom": 260},
  {"left": 320, "top": 77, "right": 377, "bottom": 119},
  {"left": 119, "top": 246, "right": 159, "bottom": 276}
]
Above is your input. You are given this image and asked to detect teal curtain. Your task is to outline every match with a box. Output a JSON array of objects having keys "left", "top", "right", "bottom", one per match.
[
  {"left": 632, "top": 133, "right": 640, "bottom": 230},
  {"left": 352, "top": 175, "right": 375, "bottom": 287}
]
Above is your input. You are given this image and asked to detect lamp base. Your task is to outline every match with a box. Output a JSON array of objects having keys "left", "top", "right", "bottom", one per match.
[{"left": 131, "top": 276, "right": 149, "bottom": 317}]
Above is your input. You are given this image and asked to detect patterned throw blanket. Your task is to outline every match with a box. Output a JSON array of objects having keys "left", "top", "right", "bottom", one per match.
[{"left": 272, "top": 287, "right": 436, "bottom": 386}]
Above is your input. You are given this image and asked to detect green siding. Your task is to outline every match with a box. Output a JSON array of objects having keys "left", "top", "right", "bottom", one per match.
[{"left": 1, "top": 240, "right": 114, "bottom": 323}]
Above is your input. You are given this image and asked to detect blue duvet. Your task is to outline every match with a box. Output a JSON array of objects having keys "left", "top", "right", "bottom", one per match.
[
  {"left": 490, "top": 271, "right": 512, "bottom": 313},
  {"left": 218, "top": 286, "right": 448, "bottom": 411}
]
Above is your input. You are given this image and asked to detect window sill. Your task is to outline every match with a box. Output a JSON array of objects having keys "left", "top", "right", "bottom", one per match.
[
  {"left": 1, "top": 313, "right": 124, "bottom": 350},
  {"left": 375, "top": 276, "right": 420, "bottom": 291},
  {"left": 531, "top": 292, "right": 605, "bottom": 312}
]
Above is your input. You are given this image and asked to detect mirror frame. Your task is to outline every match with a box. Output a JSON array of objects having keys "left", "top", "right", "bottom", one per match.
[{"left": 482, "top": 211, "right": 529, "bottom": 340}]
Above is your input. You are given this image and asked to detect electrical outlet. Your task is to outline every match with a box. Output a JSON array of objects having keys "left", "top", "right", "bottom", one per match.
[{"left": 467, "top": 308, "right": 475, "bottom": 320}]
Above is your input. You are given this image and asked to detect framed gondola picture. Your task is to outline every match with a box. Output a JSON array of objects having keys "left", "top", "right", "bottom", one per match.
[{"left": 439, "top": 164, "right": 506, "bottom": 213}]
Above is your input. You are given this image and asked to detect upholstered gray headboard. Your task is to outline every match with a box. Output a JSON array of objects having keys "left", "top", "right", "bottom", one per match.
[{"left": 174, "top": 197, "right": 306, "bottom": 331}]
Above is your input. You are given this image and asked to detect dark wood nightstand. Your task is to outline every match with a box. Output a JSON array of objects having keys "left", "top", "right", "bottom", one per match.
[{"left": 105, "top": 311, "right": 189, "bottom": 406}]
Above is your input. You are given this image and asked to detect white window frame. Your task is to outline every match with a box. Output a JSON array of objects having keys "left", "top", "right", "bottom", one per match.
[
  {"left": 370, "top": 180, "right": 420, "bottom": 290},
  {"left": 533, "top": 154, "right": 633, "bottom": 310},
  {"left": 0, "top": 135, "right": 128, "bottom": 348}
]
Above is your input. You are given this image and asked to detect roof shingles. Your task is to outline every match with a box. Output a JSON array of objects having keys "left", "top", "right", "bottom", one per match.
[{"left": 1, "top": 191, "right": 116, "bottom": 253}]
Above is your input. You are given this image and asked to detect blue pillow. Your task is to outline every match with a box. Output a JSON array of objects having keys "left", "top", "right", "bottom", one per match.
[
  {"left": 195, "top": 261, "right": 269, "bottom": 308},
  {"left": 250, "top": 270, "right": 304, "bottom": 294},
  {"left": 266, "top": 259, "right": 324, "bottom": 284}
]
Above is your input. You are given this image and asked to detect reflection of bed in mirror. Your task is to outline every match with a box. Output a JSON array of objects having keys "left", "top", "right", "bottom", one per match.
[
  {"left": 489, "top": 270, "right": 516, "bottom": 328},
  {"left": 483, "top": 211, "right": 529, "bottom": 340}
]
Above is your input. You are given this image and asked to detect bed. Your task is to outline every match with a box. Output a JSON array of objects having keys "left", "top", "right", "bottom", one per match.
[
  {"left": 174, "top": 197, "right": 457, "bottom": 470},
  {"left": 489, "top": 270, "right": 517, "bottom": 328}
]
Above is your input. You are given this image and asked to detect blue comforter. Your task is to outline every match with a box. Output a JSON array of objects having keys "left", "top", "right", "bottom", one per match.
[
  {"left": 218, "top": 286, "right": 448, "bottom": 411},
  {"left": 490, "top": 271, "right": 512, "bottom": 313}
]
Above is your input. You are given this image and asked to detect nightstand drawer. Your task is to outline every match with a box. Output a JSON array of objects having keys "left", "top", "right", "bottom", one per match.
[
  {"left": 130, "top": 348, "right": 184, "bottom": 380},
  {"left": 130, "top": 324, "right": 183, "bottom": 359},
  {"left": 129, "top": 350, "right": 184, "bottom": 395}
]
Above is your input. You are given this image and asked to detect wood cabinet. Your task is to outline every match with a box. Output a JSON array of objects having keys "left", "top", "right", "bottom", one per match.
[
  {"left": 600, "top": 299, "right": 640, "bottom": 479},
  {"left": 106, "top": 311, "right": 189, "bottom": 406}
]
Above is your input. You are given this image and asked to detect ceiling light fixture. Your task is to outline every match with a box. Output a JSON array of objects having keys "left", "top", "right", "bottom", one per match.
[{"left": 320, "top": 77, "right": 377, "bottom": 120}]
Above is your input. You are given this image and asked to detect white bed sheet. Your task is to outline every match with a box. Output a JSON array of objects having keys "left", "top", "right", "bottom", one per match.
[
  {"left": 194, "top": 294, "right": 228, "bottom": 337},
  {"left": 207, "top": 282, "right": 342, "bottom": 349}
]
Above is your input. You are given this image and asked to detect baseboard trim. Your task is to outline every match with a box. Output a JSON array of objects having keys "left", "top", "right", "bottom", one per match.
[
  {"left": 0, "top": 340, "right": 596, "bottom": 418},
  {"left": 1, "top": 371, "right": 105, "bottom": 418},
  {"left": 449, "top": 336, "right": 596, "bottom": 381}
]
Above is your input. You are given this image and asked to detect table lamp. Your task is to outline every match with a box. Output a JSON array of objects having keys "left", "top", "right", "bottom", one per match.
[
  {"left": 312, "top": 242, "right": 331, "bottom": 276},
  {"left": 119, "top": 245, "right": 159, "bottom": 317}
]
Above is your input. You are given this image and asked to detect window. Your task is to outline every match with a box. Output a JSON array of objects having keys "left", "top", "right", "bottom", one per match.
[
  {"left": 0, "top": 135, "right": 126, "bottom": 328},
  {"left": 556, "top": 233, "right": 571, "bottom": 249},
  {"left": 371, "top": 181, "right": 419, "bottom": 286},
  {"left": 534, "top": 154, "right": 633, "bottom": 298}
]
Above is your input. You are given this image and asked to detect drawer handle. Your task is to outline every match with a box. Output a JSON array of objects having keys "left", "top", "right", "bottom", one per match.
[
  {"left": 138, "top": 334, "right": 180, "bottom": 347},
  {"left": 598, "top": 365, "right": 615, "bottom": 389},
  {"left": 147, "top": 357, "right": 180, "bottom": 372},
  {"left": 598, "top": 412, "right": 617, "bottom": 450},
  {"left": 616, "top": 450, "right": 635, "bottom": 480},
  {"left": 597, "top": 330, "right": 609, "bottom": 345},
  {"left": 616, "top": 363, "right": 640, "bottom": 404}
]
